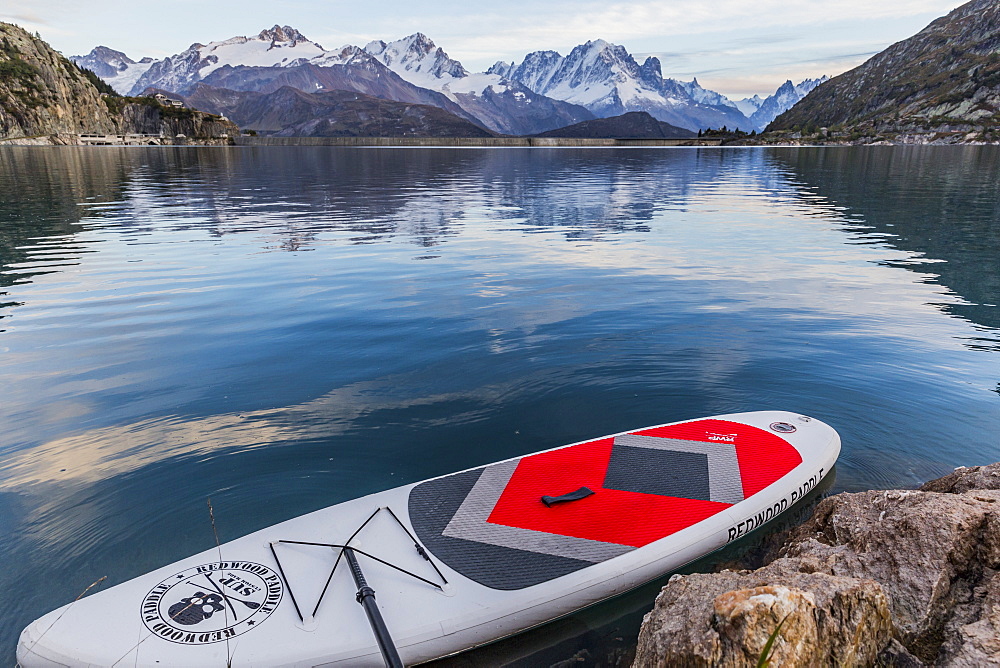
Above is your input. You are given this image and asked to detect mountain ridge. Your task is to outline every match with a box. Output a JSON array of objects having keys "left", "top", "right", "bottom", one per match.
[
  {"left": 493, "top": 40, "right": 749, "bottom": 131},
  {"left": 769, "top": 0, "right": 1000, "bottom": 134},
  {"left": 67, "top": 26, "right": 833, "bottom": 137},
  {"left": 71, "top": 27, "right": 820, "bottom": 134},
  {"left": 362, "top": 34, "right": 594, "bottom": 134}
]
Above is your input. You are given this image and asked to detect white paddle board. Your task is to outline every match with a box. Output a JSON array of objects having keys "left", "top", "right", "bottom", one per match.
[{"left": 17, "top": 410, "right": 839, "bottom": 667}]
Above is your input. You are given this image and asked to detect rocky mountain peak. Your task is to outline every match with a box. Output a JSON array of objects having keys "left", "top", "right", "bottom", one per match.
[
  {"left": 86, "top": 46, "right": 134, "bottom": 66},
  {"left": 258, "top": 25, "right": 311, "bottom": 46},
  {"left": 72, "top": 46, "right": 135, "bottom": 79},
  {"left": 639, "top": 56, "right": 662, "bottom": 81},
  {"left": 746, "top": 76, "right": 829, "bottom": 131},
  {"left": 364, "top": 33, "right": 468, "bottom": 80},
  {"left": 500, "top": 38, "right": 750, "bottom": 131},
  {"left": 406, "top": 32, "right": 434, "bottom": 51},
  {"left": 487, "top": 61, "right": 514, "bottom": 77}
]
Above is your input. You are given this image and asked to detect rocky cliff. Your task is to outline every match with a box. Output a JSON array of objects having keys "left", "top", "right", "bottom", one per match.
[
  {"left": 769, "top": 0, "right": 1000, "bottom": 137},
  {"left": 104, "top": 95, "right": 239, "bottom": 140},
  {"left": 0, "top": 23, "right": 120, "bottom": 139},
  {"left": 0, "top": 23, "right": 237, "bottom": 143},
  {"left": 634, "top": 463, "right": 1000, "bottom": 666}
]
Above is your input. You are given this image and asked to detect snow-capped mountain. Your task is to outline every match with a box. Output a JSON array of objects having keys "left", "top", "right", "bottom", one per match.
[
  {"left": 75, "top": 25, "right": 829, "bottom": 137},
  {"left": 680, "top": 78, "right": 738, "bottom": 109},
  {"left": 734, "top": 95, "right": 764, "bottom": 118},
  {"left": 129, "top": 26, "right": 326, "bottom": 97},
  {"left": 70, "top": 46, "right": 154, "bottom": 95},
  {"left": 364, "top": 34, "right": 469, "bottom": 85},
  {"left": 363, "top": 34, "right": 593, "bottom": 135},
  {"left": 493, "top": 40, "right": 750, "bottom": 132},
  {"left": 76, "top": 26, "right": 588, "bottom": 135},
  {"left": 194, "top": 54, "right": 477, "bottom": 125},
  {"left": 747, "top": 77, "right": 830, "bottom": 131}
]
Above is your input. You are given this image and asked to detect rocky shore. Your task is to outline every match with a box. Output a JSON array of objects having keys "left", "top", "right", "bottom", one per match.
[{"left": 632, "top": 463, "right": 1000, "bottom": 666}]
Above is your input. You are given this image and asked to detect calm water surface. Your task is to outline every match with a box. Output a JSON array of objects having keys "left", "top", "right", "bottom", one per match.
[{"left": 1, "top": 146, "right": 998, "bottom": 664}]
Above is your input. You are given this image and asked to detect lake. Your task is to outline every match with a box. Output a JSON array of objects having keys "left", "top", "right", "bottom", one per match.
[{"left": 1, "top": 145, "right": 998, "bottom": 665}]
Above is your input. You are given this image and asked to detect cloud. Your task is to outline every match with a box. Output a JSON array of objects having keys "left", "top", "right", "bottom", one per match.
[
  {"left": 409, "top": 0, "right": 960, "bottom": 64},
  {"left": 2, "top": 13, "right": 47, "bottom": 24}
]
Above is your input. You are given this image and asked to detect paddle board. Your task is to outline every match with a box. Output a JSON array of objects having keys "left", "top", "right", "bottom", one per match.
[{"left": 17, "top": 410, "right": 839, "bottom": 667}]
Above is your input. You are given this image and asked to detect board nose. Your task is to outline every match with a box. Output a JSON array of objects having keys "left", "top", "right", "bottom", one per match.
[{"left": 17, "top": 614, "right": 72, "bottom": 667}]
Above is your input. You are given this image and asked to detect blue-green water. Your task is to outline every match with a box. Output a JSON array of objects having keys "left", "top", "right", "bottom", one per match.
[{"left": 1, "top": 146, "right": 998, "bottom": 665}]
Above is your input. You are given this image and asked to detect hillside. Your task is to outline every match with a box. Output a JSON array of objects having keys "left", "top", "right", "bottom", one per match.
[
  {"left": 179, "top": 84, "right": 494, "bottom": 137},
  {"left": 533, "top": 111, "right": 696, "bottom": 138},
  {"left": 0, "top": 23, "right": 121, "bottom": 138},
  {"left": 769, "top": 0, "right": 999, "bottom": 138},
  {"left": 0, "top": 23, "right": 236, "bottom": 143}
]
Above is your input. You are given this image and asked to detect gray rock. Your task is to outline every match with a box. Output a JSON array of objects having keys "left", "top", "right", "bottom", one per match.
[
  {"left": 633, "top": 570, "right": 891, "bottom": 666},
  {"left": 920, "top": 464, "right": 1000, "bottom": 494},
  {"left": 778, "top": 489, "right": 1000, "bottom": 661},
  {"left": 634, "top": 462, "right": 1000, "bottom": 666},
  {"left": 877, "top": 638, "right": 925, "bottom": 667}
]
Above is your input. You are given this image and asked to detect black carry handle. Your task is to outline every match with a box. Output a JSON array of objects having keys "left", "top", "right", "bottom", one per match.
[{"left": 541, "top": 486, "right": 595, "bottom": 507}]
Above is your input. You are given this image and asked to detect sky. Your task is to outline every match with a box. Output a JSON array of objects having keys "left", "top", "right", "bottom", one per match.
[{"left": 2, "top": 0, "right": 965, "bottom": 99}]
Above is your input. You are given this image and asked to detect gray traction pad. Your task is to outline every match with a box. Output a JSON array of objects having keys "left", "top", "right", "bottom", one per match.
[
  {"left": 605, "top": 446, "right": 711, "bottom": 499},
  {"left": 408, "top": 468, "right": 594, "bottom": 590},
  {"left": 613, "top": 435, "right": 745, "bottom": 504}
]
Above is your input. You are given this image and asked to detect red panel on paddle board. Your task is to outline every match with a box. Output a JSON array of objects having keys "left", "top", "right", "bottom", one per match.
[
  {"left": 485, "top": 420, "right": 801, "bottom": 547},
  {"left": 633, "top": 419, "right": 802, "bottom": 497},
  {"left": 486, "top": 437, "right": 731, "bottom": 547}
]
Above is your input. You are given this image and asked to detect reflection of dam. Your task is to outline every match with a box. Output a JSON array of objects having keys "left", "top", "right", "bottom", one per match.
[
  {"left": 769, "top": 147, "right": 1000, "bottom": 337},
  {"left": 233, "top": 136, "right": 724, "bottom": 147},
  {"left": 79, "top": 133, "right": 165, "bottom": 145}
]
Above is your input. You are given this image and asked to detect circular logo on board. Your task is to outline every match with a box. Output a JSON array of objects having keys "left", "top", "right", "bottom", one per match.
[
  {"left": 769, "top": 422, "right": 797, "bottom": 434},
  {"left": 141, "top": 562, "right": 283, "bottom": 644}
]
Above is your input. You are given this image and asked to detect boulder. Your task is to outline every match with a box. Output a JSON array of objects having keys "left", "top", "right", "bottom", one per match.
[
  {"left": 633, "top": 464, "right": 1000, "bottom": 667},
  {"left": 920, "top": 463, "right": 1000, "bottom": 494},
  {"left": 778, "top": 488, "right": 1000, "bottom": 661},
  {"left": 633, "top": 570, "right": 891, "bottom": 666}
]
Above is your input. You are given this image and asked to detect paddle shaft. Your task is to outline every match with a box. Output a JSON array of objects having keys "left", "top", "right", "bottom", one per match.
[{"left": 344, "top": 548, "right": 403, "bottom": 668}]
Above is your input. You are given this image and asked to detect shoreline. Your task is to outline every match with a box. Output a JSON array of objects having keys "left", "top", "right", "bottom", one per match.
[
  {"left": 231, "top": 136, "right": 724, "bottom": 147},
  {"left": 8, "top": 133, "right": 998, "bottom": 147}
]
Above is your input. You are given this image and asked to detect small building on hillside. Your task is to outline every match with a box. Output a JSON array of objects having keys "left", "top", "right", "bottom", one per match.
[{"left": 152, "top": 93, "right": 185, "bottom": 108}]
